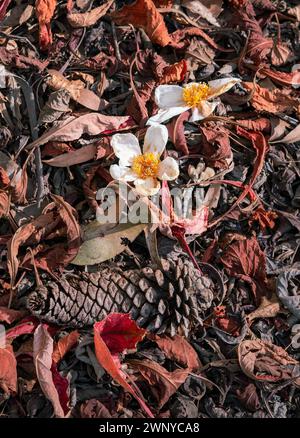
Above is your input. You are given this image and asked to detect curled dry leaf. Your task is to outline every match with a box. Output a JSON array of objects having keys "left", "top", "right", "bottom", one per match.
[
  {"left": 67, "top": 0, "right": 113, "bottom": 28},
  {"left": 153, "top": 334, "right": 201, "bottom": 371},
  {"left": 0, "top": 345, "right": 17, "bottom": 395},
  {"left": 35, "top": 0, "right": 57, "bottom": 51},
  {"left": 167, "top": 110, "right": 190, "bottom": 155},
  {"left": 129, "top": 358, "right": 190, "bottom": 408},
  {"left": 52, "top": 331, "right": 80, "bottom": 364},
  {"left": 159, "top": 60, "right": 188, "bottom": 84},
  {"left": 46, "top": 70, "right": 107, "bottom": 111},
  {"left": 111, "top": 0, "right": 171, "bottom": 46},
  {"left": 33, "top": 324, "right": 65, "bottom": 417},
  {"left": 238, "top": 339, "right": 300, "bottom": 386},
  {"left": 243, "top": 82, "right": 299, "bottom": 114}
]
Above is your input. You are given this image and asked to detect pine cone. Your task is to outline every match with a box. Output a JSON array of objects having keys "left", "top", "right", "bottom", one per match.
[{"left": 26, "top": 258, "right": 215, "bottom": 337}]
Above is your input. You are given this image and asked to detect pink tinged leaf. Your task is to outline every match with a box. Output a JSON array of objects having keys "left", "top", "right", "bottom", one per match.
[{"left": 33, "top": 324, "right": 65, "bottom": 417}]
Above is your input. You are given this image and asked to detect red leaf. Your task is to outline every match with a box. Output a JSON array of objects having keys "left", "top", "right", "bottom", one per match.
[
  {"left": 0, "top": 0, "right": 11, "bottom": 21},
  {"left": 95, "top": 313, "right": 146, "bottom": 356},
  {"left": 0, "top": 345, "right": 17, "bottom": 395},
  {"left": 167, "top": 111, "right": 190, "bottom": 155},
  {"left": 6, "top": 316, "right": 39, "bottom": 340},
  {"left": 93, "top": 314, "right": 153, "bottom": 417},
  {"left": 219, "top": 236, "right": 268, "bottom": 303}
]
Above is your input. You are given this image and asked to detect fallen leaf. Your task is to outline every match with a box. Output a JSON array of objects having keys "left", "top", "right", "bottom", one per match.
[
  {"left": 129, "top": 358, "right": 190, "bottom": 408},
  {"left": 271, "top": 42, "right": 293, "bottom": 66},
  {"left": 0, "top": 345, "right": 17, "bottom": 395},
  {"left": 220, "top": 235, "right": 268, "bottom": 303},
  {"left": 153, "top": 334, "right": 201, "bottom": 371},
  {"left": 94, "top": 315, "right": 153, "bottom": 417},
  {"left": 72, "top": 222, "right": 146, "bottom": 266},
  {"left": 33, "top": 324, "right": 65, "bottom": 417},
  {"left": 79, "top": 399, "right": 112, "bottom": 418},
  {"left": 35, "top": 0, "right": 57, "bottom": 50},
  {"left": 26, "top": 113, "right": 134, "bottom": 149},
  {"left": 0, "top": 307, "right": 26, "bottom": 324},
  {"left": 236, "top": 383, "right": 260, "bottom": 412},
  {"left": 247, "top": 295, "right": 282, "bottom": 323},
  {"left": 46, "top": 70, "right": 107, "bottom": 111},
  {"left": 43, "top": 143, "right": 103, "bottom": 167},
  {"left": 238, "top": 339, "right": 300, "bottom": 386},
  {"left": 111, "top": 0, "right": 171, "bottom": 46},
  {"left": 167, "top": 111, "right": 190, "bottom": 155},
  {"left": 95, "top": 313, "right": 146, "bottom": 356},
  {"left": 67, "top": 0, "right": 113, "bottom": 28},
  {"left": 159, "top": 59, "right": 187, "bottom": 84},
  {"left": 182, "top": 0, "right": 221, "bottom": 27},
  {"left": 52, "top": 331, "right": 80, "bottom": 364},
  {"left": 243, "top": 82, "right": 299, "bottom": 114},
  {"left": 271, "top": 123, "right": 300, "bottom": 144}
]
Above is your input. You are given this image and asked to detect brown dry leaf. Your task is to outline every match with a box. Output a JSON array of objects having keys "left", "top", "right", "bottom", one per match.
[
  {"left": 33, "top": 324, "right": 64, "bottom": 417},
  {"left": 153, "top": 334, "right": 201, "bottom": 371},
  {"left": 236, "top": 383, "right": 260, "bottom": 412},
  {"left": 26, "top": 113, "right": 134, "bottom": 149},
  {"left": 67, "top": 0, "right": 113, "bottom": 28},
  {"left": 288, "top": 5, "right": 300, "bottom": 20},
  {"left": 46, "top": 70, "right": 107, "bottom": 111},
  {"left": 200, "top": 123, "right": 232, "bottom": 169},
  {"left": 129, "top": 358, "right": 190, "bottom": 408},
  {"left": 238, "top": 339, "right": 300, "bottom": 386},
  {"left": 271, "top": 123, "right": 300, "bottom": 144},
  {"left": 52, "top": 331, "right": 80, "bottom": 364},
  {"left": 243, "top": 82, "right": 299, "bottom": 114},
  {"left": 111, "top": 0, "right": 171, "bottom": 46},
  {"left": 220, "top": 236, "right": 268, "bottom": 303},
  {"left": 0, "top": 345, "right": 17, "bottom": 395},
  {"left": 271, "top": 42, "right": 293, "bottom": 66},
  {"left": 79, "top": 399, "right": 112, "bottom": 418},
  {"left": 247, "top": 295, "right": 282, "bottom": 323},
  {"left": 43, "top": 143, "right": 102, "bottom": 167}
]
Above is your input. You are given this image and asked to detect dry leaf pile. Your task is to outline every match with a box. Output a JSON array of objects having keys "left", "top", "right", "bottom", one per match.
[{"left": 0, "top": 0, "right": 300, "bottom": 419}]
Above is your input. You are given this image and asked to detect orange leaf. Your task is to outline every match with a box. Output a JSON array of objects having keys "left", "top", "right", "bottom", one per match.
[
  {"left": 52, "top": 330, "right": 79, "bottom": 364},
  {"left": 35, "top": 0, "right": 57, "bottom": 50},
  {"left": 159, "top": 59, "right": 187, "bottom": 84},
  {"left": 111, "top": 0, "right": 171, "bottom": 46},
  {"left": 0, "top": 345, "right": 17, "bottom": 395}
]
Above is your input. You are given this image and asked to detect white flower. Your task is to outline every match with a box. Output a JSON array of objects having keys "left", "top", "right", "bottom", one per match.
[
  {"left": 146, "top": 77, "right": 241, "bottom": 125},
  {"left": 109, "top": 124, "right": 179, "bottom": 196}
]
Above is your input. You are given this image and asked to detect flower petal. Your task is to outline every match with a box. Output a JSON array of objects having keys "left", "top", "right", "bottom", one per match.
[
  {"left": 111, "top": 133, "right": 141, "bottom": 166},
  {"left": 157, "top": 157, "right": 179, "bottom": 181},
  {"left": 189, "top": 100, "right": 218, "bottom": 122},
  {"left": 143, "top": 124, "right": 168, "bottom": 155},
  {"left": 134, "top": 178, "right": 160, "bottom": 196},
  {"left": 155, "top": 85, "right": 185, "bottom": 108},
  {"left": 207, "top": 77, "right": 241, "bottom": 100},
  {"left": 147, "top": 106, "right": 189, "bottom": 125},
  {"left": 110, "top": 164, "right": 136, "bottom": 181}
]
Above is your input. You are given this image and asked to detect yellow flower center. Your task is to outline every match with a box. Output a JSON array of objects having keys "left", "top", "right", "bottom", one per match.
[
  {"left": 132, "top": 152, "right": 160, "bottom": 179},
  {"left": 182, "top": 83, "right": 210, "bottom": 108}
]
